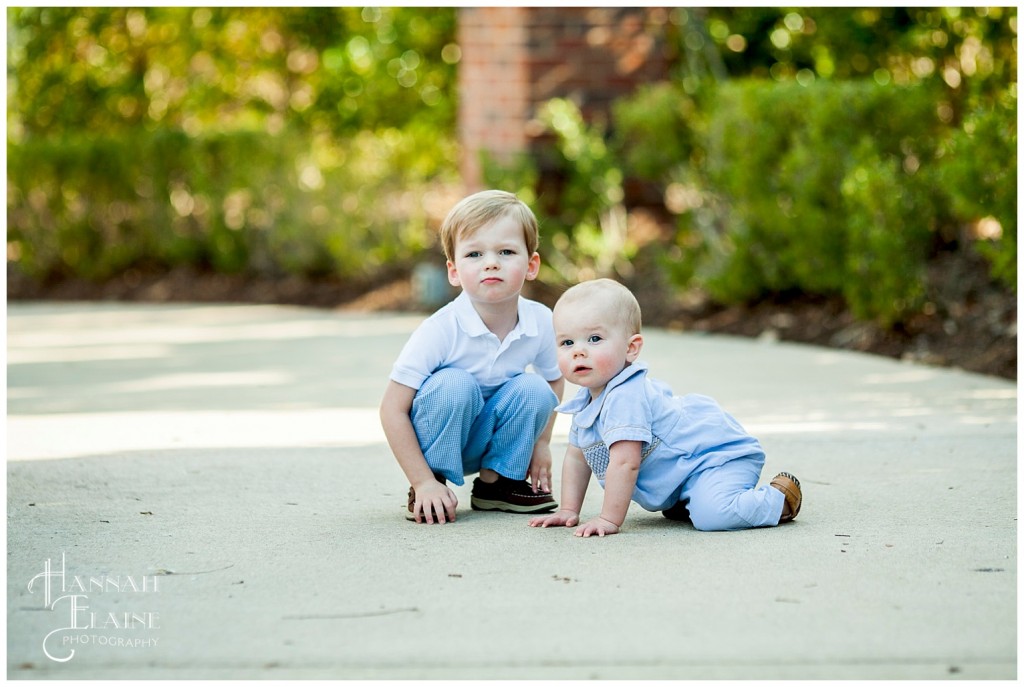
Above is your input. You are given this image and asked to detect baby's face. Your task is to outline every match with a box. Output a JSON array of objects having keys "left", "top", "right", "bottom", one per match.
[{"left": 553, "top": 298, "right": 640, "bottom": 397}]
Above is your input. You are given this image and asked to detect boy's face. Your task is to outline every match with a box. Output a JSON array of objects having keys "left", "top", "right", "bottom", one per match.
[
  {"left": 446, "top": 214, "right": 539, "bottom": 307},
  {"left": 553, "top": 296, "right": 643, "bottom": 398}
]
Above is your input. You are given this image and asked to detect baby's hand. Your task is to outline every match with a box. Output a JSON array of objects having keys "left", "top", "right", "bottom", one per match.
[
  {"left": 528, "top": 509, "right": 579, "bottom": 529},
  {"left": 574, "top": 516, "right": 621, "bottom": 538}
]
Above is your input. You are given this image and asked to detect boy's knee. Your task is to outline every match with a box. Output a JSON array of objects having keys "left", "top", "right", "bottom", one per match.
[
  {"left": 504, "top": 374, "right": 558, "bottom": 411},
  {"left": 413, "top": 368, "right": 484, "bottom": 425},
  {"left": 419, "top": 367, "right": 479, "bottom": 399}
]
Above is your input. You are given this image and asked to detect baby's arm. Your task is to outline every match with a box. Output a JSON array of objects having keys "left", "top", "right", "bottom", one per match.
[
  {"left": 529, "top": 444, "right": 589, "bottom": 528},
  {"left": 379, "top": 380, "right": 458, "bottom": 523},
  {"left": 574, "top": 440, "right": 642, "bottom": 538},
  {"left": 527, "top": 376, "right": 565, "bottom": 493}
]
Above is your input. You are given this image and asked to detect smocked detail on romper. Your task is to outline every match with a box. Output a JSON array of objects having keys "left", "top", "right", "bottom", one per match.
[{"left": 582, "top": 437, "right": 661, "bottom": 479}]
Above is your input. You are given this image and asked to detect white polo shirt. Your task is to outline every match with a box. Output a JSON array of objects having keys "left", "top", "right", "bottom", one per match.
[{"left": 390, "top": 291, "right": 562, "bottom": 399}]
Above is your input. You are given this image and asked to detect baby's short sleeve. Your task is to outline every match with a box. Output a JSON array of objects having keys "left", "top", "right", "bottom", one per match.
[
  {"left": 567, "top": 422, "right": 581, "bottom": 448},
  {"left": 596, "top": 380, "right": 653, "bottom": 447}
]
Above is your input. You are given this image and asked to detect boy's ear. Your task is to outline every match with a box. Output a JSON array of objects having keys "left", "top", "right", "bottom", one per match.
[
  {"left": 446, "top": 260, "right": 461, "bottom": 287},
  {"left": 525, "top": 252, "right": 541, "bottom": 281},
  {"left": 626, "top": 334, "right": 644, "bottom": 362}
]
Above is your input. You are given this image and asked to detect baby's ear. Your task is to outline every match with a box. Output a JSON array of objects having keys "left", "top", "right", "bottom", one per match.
[{"left": 626, "top": 334, "right": 644, "bottom": 361}]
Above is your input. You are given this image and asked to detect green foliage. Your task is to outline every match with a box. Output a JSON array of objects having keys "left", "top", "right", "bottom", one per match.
[
  {"left": 7, "top": 7, "right": 459, "bottom": 283},
  {"left": 530, "top": 75, "right": 1013, "bottom": 328},
  {"left": 689, "top": 80, "right": 945, "bottom": 325},
  {"left": 611, "top": 82, "right": 702, "bottom": 182},
  {"left": 680, "top": 6, "right": 1016, "bottom": 115},
  {"left": 7, "top": 5, "right": 1016, "bottom": 328},
  {"left": 840, "top": 144, "right": 933, "bottom": 326},
  {"left": 7, "top": 126, "right": 456, "bottom": 281},
  {"left": 7, "top": 7, "right": 458, "bottom": 140},
  {"left": 939, "top": 100, "right": 1017, "bottom": 290}
]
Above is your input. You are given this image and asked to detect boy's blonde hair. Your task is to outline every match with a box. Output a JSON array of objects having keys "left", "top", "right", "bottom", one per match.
[
  {"left": 439, "top": 190, "right": 540, "bottom": 262},
  {"left": 557, "top": 278, "right": 642, "bottom": 336}
]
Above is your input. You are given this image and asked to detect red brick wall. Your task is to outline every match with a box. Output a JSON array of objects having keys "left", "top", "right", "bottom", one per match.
[{"left": 458, "top": 7, "right": 671, "bottom": 191}]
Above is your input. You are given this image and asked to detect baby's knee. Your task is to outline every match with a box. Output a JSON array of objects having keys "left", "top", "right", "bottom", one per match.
[{"left": 686, "top": 498, "right": 749, "bottom": 532}]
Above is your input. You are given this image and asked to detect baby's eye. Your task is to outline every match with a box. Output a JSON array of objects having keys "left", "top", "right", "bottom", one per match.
[
  {"left": 587, "top": 335, "right": 603, "bottom": 343},
  {"left": 499, "top": 249, "right": 516, "bottom": 256},
  {"left": 558, "top": 339, "right": 574, "bottom": 347},
  {"left": 465, "top": 251, "right": 482, "bottom": 258}
]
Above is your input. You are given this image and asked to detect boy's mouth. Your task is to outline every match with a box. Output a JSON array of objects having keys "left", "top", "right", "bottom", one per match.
[
  {"left": 481, "top": 277, "right": 502, "bottom": 285},
  {"left": 573, "top": 365, "right": 592, "bottom": 374}
]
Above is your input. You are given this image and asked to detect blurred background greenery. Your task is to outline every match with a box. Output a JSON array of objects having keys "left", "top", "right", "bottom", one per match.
[{"left": 6, "top": 7, "right": 1017, "bottom": 335}]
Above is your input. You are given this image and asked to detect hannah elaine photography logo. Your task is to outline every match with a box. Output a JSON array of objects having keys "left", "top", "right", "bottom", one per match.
[{"left": 27, "top": 552, "right": 162, "bottom": 663}]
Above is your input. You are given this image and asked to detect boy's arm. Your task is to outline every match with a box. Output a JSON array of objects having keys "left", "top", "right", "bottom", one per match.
[
  {"left": 379, "top": 380, "right": 457, "bottom": 523},
  {"left": 529, "top": 444, "right": 590, "bottom": 528},
  {"left": 528, "top": 376, "right": 565, "bottom": 493},
  {"left": 574, "top": 440, "right": 642, "bottom": 538}
]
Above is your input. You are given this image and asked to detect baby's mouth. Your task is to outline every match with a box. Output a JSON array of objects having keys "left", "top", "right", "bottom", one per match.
[{"left": 573, "top": 365, "right": 592, "bottom": 374}]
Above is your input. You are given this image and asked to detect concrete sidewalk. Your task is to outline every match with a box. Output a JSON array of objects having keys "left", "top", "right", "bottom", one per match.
[{"left": 6, "top": 302, "right": 1017, "bottom": 679}]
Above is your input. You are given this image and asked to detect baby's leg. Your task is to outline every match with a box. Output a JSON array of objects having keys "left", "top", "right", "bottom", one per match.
[
  {"left": 679, "top": 456, "right": 785, "bottom": 531},
  {"left": 465, "top": 373, "right": 558, "bottom": 479},
  {"left": 410, "top": 368, "right": 484, "bottom": 486}
]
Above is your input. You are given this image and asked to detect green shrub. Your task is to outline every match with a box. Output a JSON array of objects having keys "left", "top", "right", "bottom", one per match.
[
  {"left": 841, "top": 143, "right": 932, "bottom": 326},
  {"left": 697, "top": 81, "right": 944, "bottom": 318},
  {"left": 616, "top": 80, "right": 950, "bottom": 326},
  {"left": 7, "top": 126, "right": 457, "bottom": 281},
  {"left": 611, "top": 82, "right": 702, "bottom": 182},
  {"left": 938, "top": 101, "right": 1017, "bottom": 291},
  {"left": 612, "top": 78, "right": 1016, "bottom": 324}
]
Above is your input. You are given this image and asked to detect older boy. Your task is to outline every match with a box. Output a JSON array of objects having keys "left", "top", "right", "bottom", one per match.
[{"left": 380, "top": 190, "right": 564, "bottom": 524}]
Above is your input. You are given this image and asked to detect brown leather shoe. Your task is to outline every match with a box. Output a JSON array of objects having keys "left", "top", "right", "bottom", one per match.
[
  {"left": 406, "top": 472, "right": 447, "bottom": 521},
  {"left": 470, "top": 475, "right": 557, "bottom": 514},
  {"left": 770, "top": 472, "right": 802, "bottom": 523}
]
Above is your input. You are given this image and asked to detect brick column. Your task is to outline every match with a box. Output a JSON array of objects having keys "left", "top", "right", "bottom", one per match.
[
  {"left": 458, "top": 7, "right": 671, "bottom": 191},
  {"left": 457, "top": 8, "right": 531, "bottom": 193}
]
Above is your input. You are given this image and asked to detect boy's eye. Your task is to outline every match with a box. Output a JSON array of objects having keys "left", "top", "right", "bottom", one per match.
[
  {"left": 499, "top": 249, "right": 516, "bottom": 256},
  {"left": 465, "top": 251, "right": 482, "bottom": 258},
  {"left": 588, "top": 335, "right": 603, "bottom": 343},
  {"left": 559, "top": 339, "right": 574, "bottom": 347}
]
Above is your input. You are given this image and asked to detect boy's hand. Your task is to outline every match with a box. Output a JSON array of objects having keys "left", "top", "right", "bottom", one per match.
[
  {"left": 411, "top": 480, "right": 458, "bottom": 524},
  {"left": 574, "top": 516, "right": 621, "bottom": 538},
  {"left": 528, "top": 508, "right": 579, "bottom": 528},
  {"left": 527, "top": 443, "right": 553, "bottom": 493}
]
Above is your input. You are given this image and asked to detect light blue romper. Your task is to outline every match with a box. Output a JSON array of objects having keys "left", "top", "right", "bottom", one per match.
[{"left": 557, "top": 361, "right": 785, "bottom": 531}]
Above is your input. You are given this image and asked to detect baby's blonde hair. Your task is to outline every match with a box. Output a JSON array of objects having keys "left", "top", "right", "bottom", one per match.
[
  {"left": 439, "top": 190, "right": 539, "bottom": 262},
  {"left": 556, "top": 278, "right": 642, "bottom": 336}
]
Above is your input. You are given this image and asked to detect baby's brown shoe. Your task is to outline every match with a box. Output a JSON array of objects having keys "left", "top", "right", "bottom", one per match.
[{"left": 770, "top": 472, "right": 802, "bottom": 523}]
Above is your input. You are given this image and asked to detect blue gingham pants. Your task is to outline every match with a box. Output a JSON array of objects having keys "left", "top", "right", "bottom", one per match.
[{"left": 410, "top": 368, "right": 558, "bottom": 486}]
